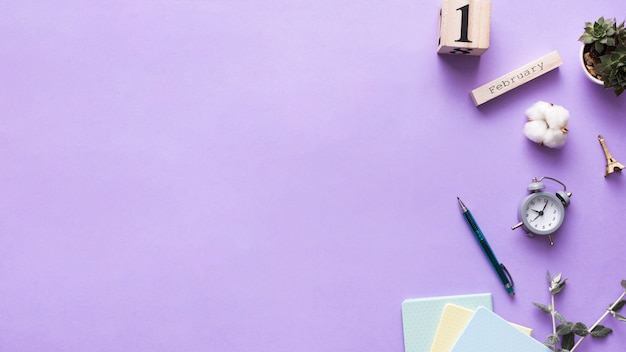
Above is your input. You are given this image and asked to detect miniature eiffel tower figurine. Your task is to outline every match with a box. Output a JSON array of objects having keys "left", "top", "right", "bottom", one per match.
[{"left": 598, "top": 135, "right": 625, "bottom": 177}]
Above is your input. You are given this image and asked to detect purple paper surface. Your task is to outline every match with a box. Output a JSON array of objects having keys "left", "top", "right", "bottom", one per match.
[{"left": 2, "top": 1, "right": 626, "bottom": 351}]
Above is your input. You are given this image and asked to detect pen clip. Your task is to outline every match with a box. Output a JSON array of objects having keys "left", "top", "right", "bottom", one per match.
[{"left": 500, "top": 263, "right": 514, "bottom": 288}]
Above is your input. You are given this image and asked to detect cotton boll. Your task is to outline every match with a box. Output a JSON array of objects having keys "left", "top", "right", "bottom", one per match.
[
  {"left": 525, "top": 101, "right": 552, "bottom": 121},
  {"left": 524, "top": 120, "right": 548, "bottom": 144},
  {"left": 544, "top": 105, "right": 570, "bottom": 129},
  {"left": 543, "top": 129, "right": 568, "bottom": 148},
  {"left": 523, "top": 101, "right": 570, "bottom": 148}
]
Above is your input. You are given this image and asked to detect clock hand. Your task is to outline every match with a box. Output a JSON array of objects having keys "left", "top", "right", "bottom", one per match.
[
  {"left": 528, "top": 205, "right": 547, "bottom": 222},
  {"left": 529, "top": 204, "right": 547, "bottom": 219}
]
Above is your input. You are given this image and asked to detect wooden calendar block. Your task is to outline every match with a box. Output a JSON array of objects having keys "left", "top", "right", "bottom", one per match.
[
  {"left": 437, "top": 0, "right": 491, "bottom": 56},
  {"left": 470, "top": 51, "right": 563, "bottom": 106}
]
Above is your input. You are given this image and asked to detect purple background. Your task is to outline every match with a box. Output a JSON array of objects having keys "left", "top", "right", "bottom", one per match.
[{"left": 2, "top": 1, "right": 626, "bottom": 351}]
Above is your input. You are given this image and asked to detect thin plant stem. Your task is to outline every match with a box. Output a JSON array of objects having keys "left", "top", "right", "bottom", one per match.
[
  {"left": 570, "top": 291, "right": 626, "bottom": 352},
  {"left": 551, "top": 293, "right": 557, "bottom": 352}
]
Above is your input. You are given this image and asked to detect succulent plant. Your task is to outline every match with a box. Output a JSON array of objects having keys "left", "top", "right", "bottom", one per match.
[
  {"left": 580, "top": 17, "right": 626, "bottom": 96},
  {"left": 596, "top": 44, "right": 626, "bottom": 96},
  {"left": 579, "top": 17, "right": 618, "bottom": 56}
]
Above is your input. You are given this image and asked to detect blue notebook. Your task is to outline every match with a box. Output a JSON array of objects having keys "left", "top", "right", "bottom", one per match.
[
  {"left": 451, "top": 307, "right": 551, "bottom": 352},
  {"left": 401, "top": 293, "right": 492, "bottom": 352}
]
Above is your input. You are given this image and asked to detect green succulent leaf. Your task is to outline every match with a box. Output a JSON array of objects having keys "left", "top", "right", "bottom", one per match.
[
  {"left": 579, "top": 33, "right": 593, "bottom": 43},
  {"left": 580, "top": 16, "right": 621, "bottom": 56},
  {"left": 596, "top": 44, "right": 626, "bottom": 96},
  {"left": 607, "top": 37, "right": 616, "bottom": 47},
  {"left": 620, "top": 279, "right": 626, "bottom": 289},
  {"left": 616, "top": 22, "right": 626, "bottom": 45}
]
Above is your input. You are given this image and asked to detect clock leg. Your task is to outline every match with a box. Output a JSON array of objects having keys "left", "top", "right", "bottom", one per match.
[{"left": 511, "top": 221, "right": 524, "bottom": 230}]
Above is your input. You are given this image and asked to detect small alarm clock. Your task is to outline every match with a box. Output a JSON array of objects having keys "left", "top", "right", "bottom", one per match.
[{"left": 511, "top": 176, "right": 572, "bottom": 245}]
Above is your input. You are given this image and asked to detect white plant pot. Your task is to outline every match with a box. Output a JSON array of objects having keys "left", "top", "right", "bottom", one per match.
[{"left": 580, "top": 45, "right": 604, "bottom": 86}]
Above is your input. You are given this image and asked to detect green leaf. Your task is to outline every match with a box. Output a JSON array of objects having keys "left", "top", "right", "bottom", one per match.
[
  {"left": 549, "top": 274, "right": 567, "bottom": 294},
  {"left": 590, "top": 325, "right": 613, "bottom": 338},
  {"left": 546, "top": 270, "right": 553, "bottom": 284},
  {"left": 561, "top": 332, "right": 575, "bottom": 350},
  {"left": 596, "top": 44, "right": 626, "bottom": 96},
  {"left": 545, "top": 334, "right": 559, "bottom": 346},
  {"left": 551, "top": 280, "right": 567, "bottom": 294},
  {"left": 572, "top": 322, "right": 589, "bottom": 336},
  {"left": 533, "top": 302, "right": 552, "bottom": 315},
  {"left": 611, "top": 52, "right": 621, "bottom": 61},
  {"left": 613, "top": 312, "right": 626, "bottom": 322},
  {"left": 580, "top": 33, "right": 593, "bottom": 43},
  {"left": 555, "top": 312, "right": 569, "bottom": 325},
  {"left": 621, "top": 279, "right": 626, "bottom": 289},
  {"left": 557, "top": 322, "right": 574, "bottom": 335},
  {"left": 595, "top": 41, "right": 605, "bottom": 53},
  {"left": 611, "top": 299, "right": 626, "bottom": 312}
]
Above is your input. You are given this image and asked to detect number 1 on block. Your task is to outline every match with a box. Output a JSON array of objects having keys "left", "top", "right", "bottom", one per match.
[
  {"left": 437, "top": 0, "right": 491, "bottom": 56},
  {"left": 456, "top": 4, "right": 471, "bottom": 43}
]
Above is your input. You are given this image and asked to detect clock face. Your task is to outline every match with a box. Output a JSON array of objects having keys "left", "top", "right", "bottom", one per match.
[{"left": 520, "top": 193, "right": 565, "bottom": 236}]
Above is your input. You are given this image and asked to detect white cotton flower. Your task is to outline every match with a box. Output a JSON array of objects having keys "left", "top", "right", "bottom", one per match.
[
  {"left": 525, "top": 101, "right": 552, "bottom": 121},
  {"left": 544, "top": 105, "right": 570, "bottom": 129},
  {"left": 523, "top": 120, "right": 548, "bottom": 144},
  {"left": 523, "top": 101, "right": 569, "bottom": 148},
  {"left": 543, "top": 129, "right": 568, "bottom": 148}
]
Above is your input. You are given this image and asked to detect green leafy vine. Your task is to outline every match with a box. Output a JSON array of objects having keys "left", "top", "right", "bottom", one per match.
[{"left": 533, "top": 271, "right": 626, "bottom": 352}]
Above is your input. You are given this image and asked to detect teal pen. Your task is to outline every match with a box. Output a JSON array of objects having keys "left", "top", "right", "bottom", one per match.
[{"left": 457, "top": 197, "right": 515, "bottom": 297}]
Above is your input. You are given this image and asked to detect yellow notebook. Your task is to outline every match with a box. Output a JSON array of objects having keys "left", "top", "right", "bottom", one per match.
[
  {"left": 430, "top": 304, "right": 533, "bottom": 352},
  {"left": 401, "top": 293, "right": 493, "bottom": 352}
]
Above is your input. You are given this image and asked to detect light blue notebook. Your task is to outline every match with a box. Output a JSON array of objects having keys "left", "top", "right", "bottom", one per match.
[
  {"left": 401, "top": 293, "right": 492, "bottom": 352},
  {"left": 451, "top": 307, "right": 551, "bottom": 352}
]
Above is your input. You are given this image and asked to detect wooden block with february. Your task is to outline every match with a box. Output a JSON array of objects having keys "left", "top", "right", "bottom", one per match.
[
  {"left": 437, "top": 0, "right": 491, "bottom": 56},
  {"left": 470, "top": 51, "right": 563, "bottom": 106}
]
